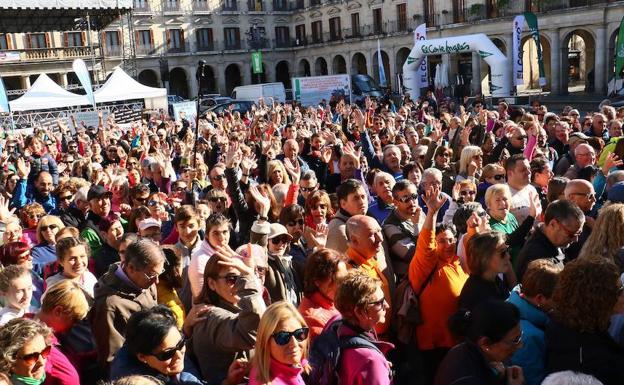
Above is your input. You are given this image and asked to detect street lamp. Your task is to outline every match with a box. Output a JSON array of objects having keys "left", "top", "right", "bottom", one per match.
[
  {"left": 74, "top": 14, "right": 99, "bottom": 85},
  {"left": 246, "top": 24, "right": 266, "bottom": 83}
]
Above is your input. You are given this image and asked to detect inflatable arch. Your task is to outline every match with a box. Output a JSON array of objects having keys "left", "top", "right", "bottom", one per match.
[{"left": 402, "top": 33, "right": 510, "bottom": 98}]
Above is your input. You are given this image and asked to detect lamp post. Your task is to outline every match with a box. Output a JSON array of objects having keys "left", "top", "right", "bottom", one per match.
[
  {"left": 246, "top": 23, "right": 265, "bottom": 83},
  {"left": 74, "top": 15, "right": 99, "bottom": 85}
]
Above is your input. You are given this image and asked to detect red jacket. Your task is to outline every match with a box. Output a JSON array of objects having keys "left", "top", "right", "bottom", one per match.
[{"left": 298, "top": 291, "right": 340, "bottom": 342}]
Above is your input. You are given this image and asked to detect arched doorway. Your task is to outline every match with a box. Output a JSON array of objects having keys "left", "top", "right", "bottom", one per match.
[
  {"left": 169, "top": 67, "right": 189, "bottom": 98},
  {"left": 138, "top": 69, "right": 159, "bottom": 87},
  {"left": 199, "top": 65, "right": 217, "bottom": 94},
  {"left": 225, "top": 64, "right": 242, "bottom": 96},
  {"left": 298, "top": 59, "right": 311, "bottom": 76},
  {"left": 561, "top": 29, "right": 595, "bottom": 93},
  {"left": 251, "top": 62, "right": 267, "bottom": 84},
  {"left": 520, "top": 35, "right": 552, "bottom": 92},
  {"left": 372, "top": 50, "right": 391, "bottom": 88},
  {"left": 275, "top": 61, "right": 291, "bottom": 88},
  {"left": 352, "top": 52, "right": 367, "bottom": 75},
  {"left": 315, "top": 57, "right": 328, "bottom": 76},
  {"left": 332, "top": 55, "right": 347, "bottom": 74}
]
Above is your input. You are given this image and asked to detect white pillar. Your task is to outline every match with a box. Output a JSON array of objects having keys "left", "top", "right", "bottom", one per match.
[
  {"left": 60, "top": 73, "right": 69, "bottom": 88},
  {"left": 504, "top": 33, "right": 514, "bottom": 95},
  {"left": 549, "top": 29, "right": 561, "bottom": 95},
  {"left": 595, "top": 27, "right": 606, "bottom": 95},
  {"left": 21, "top": 76, "right": 31, "bottom": 90},
  {"left": 471, "top": 51, "right": 481, "bottom": 95}
]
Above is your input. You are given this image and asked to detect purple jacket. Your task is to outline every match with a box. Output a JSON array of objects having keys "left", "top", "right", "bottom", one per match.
[{"left": 337, "top": 322, "right": 394, "bottom": 385}]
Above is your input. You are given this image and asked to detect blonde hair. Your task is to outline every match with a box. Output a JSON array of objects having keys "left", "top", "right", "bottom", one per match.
[
  {"left": 482, "top": 163, "right": 505, "bottom": 180},
  {"left": 36, "top": 215, "right": 65, "bottom": 244},
  {"left": 485, "top": 184, "right": 511, "bottom": 209},
  {"left": 55, "top": 227, "right": 80, "bottom": 242},
  {"left": 252, "top": 302, "right": 310, "bottom": 385},
  {"left": 458, "top": 146, "right": 482, "bottom": 175},
  {"left": 41, "top": 280, "right": 90, "bottom": 320},
  {"left": 579, "top": 203, "right": 624, "bottom": 271},
  {"left": 266, "top": 160, "right": 291, "bottom": 186}
]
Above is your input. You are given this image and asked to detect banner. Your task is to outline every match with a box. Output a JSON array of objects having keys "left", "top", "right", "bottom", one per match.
[
  {"left": 251, "top": 52, "right": 263, "bottom": 74},
  {"left": 616, "top": 15, "right": 624, "bottom": 79},
  {"left": 512, "top": 15, "right": 525, "bottom": 86},
  {"left": 524, "top": 12, "right": 546, "bottom": 87},
  {"left": 377, "top": 39, "right": 387, "bottom": 87},
  {"left": 172, "top": 101, "right": 197, "bottom": 125},
  {"left": 0, "top": 77, "right": 9, "bottom": 114},
  {"left": 414, "top": 23, "right": 428, "bottom": 88},
  {"left": 72, "top": 59, "right": 97, "bottom": 108},
  {"left": 292, "top": 75, "right": 351, "bottom": 107}
]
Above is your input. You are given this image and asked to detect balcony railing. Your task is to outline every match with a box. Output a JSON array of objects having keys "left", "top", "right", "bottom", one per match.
[
  {"left": 273, "top": 38, "right": 293, "bottom": 48},
  {"left": 224, "top": 41, "right": 242, "bottom": 50},
  {"left": 310, "top": 0, "right": 321, "bottom": 6},
  {"left": 196, "top": 42, "right": 216, "bottom": 52},
  {"left": 104, "top": 46, "right": 123, "bottom": 57},
  {"left": 247, "top": 0, "right": 265, "bottom": 11},
  {"left": 167, "top": 45, "right": 188, "bottom": 54},
  {"left": 133, "top": 1, "right": 151, "bottom": 12},
  {"left": 0, "top": 47, "right": 97, "bottom": 63},
  {"left": 163, "top": 1, "right": 182, "bottom": 12},
  {"left": 136, "top": 44, "right": 156, "bottom": 55},
  {"left": 192, "top": 1, "right": 212, "bottom": 11},
  {"left": 291, "top": 0, "right": 305, "bottom": 9}
]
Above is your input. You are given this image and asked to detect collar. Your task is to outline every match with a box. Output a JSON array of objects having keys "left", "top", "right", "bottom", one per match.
[
  {"left": 114, "top": 264, "right": 143, "bottom": 292},
  {"left": 309, "top": 291, "right": 335, "bottom": 309},
  {"left": 345, "top": 247, "right": 377, "bottom": 269},
  {"left": 269, "top": 357, "right": 306, "bottom": 378}
]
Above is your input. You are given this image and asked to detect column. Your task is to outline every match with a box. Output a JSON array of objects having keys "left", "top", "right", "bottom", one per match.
[
  {"left": 471, "top": 51, "right": 481, "bottom": 95},
  {"left": 442, "top": 54, "right": 451, "bottom": 93},
  {"left": 549, "top": 29, "right": 561, "bottom": 95},
  {"left": 265, "top": 60, "right": 275, "bottom": 83},
  {"left": 20, "top": 76, "right": 31, "bottom": 90},
  {"left": 366, "top": 50, "right": 374, "bottom": 77},
  {"left": 189, "top": 65, "right": 199, "bottom": 98},
  {"left": 595, "top": 27, "right": 606, "bottom": 95},
  {"left": 242, "top": 61, "right": 252, "bottom": 85},
  {"left": 504, "top": 33, "right": 514, "bottom": 95},
  {"left": 388, "top": 48, "right": 397, "bottom": 91},
  {"left": 217, "top": 63, "right": 227, "bottom": 95},
  {"left": 60, "top": 73, "right": 69, "bottom": 88}
]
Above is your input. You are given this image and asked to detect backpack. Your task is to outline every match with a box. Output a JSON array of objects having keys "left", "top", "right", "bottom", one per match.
[{"left": 308, "top": 318, "right": 382, "bottom": 385}]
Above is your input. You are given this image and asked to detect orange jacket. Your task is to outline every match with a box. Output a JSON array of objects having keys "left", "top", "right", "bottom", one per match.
[
  {"left": 408, "top": 228, "right": 468, "bottom": 350},
  {"left": 298, "top": 291, "right": 340, "bottom": 342}
]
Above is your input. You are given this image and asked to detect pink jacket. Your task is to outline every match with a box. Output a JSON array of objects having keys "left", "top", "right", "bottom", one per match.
[
  {"left": 249, "top": 358, "right": 306, "bottom": 385},
  {"left": 337, "top": 323, "right": 394, "bottom": 385}
]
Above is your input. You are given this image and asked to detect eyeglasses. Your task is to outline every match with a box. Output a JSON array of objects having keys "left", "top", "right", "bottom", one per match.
[
  {"left": 18, "top": 253, "right": 32, "bottom": 263},
  {"left": 218, "top": 274, "right": 241, "bottom": 285},
  {"left": 558, "top": 221, "right": 582, "bottom": 239},
  {"left": 367, "top": 297, "right": 386, "bottom": 308},
  {"left": 271, "top": 236, "right": 290, "bottom": 245},
  {"left": 492, "top": 174, "right": 506, "bottom": 181},
  {"left": 208, "top": 196, "right": 227, "bottom": 203},
  {"left": 173, "top": 186, "right": 187, "bottom": 192},
  {"left": 147, "top": 200, "right": 164, "bottom": 207},
  {"left": 301, "top": 185, "right": 318, "bottom": 192},
  {"left": 151, "top": 337, "right": 186, "bottom": 361},
  {"left": 287, "top": 219, "right": 304, "bottom": 227},
  {"left": 59, "top": 195, "right": 73, "bottom": 201},
  {"left": 16, "top": 345, "right": 52, "bottom": 365},
  {"left": 40, "top": 224, "right": 59, "bottom": 232},
  {"left": 570, "top": 192, "right": 596, "bottom": 200},
  {"left": 504, "top": 331, "right": 523, "bottom": 346},
  {"left": 397, "top": 193, "right": 419, "bottom": 203},
  {"left": 143, "top": 266, "right": 166, "bottom": 281},
  {"left": 211, "top": 174, "right": 225, "bottom": 181},
  {"left": 460, "top": 190, "right": 476, "bottom": 196},
  {"left": 513, "top": 135, "right": 528, "bottom": 140},
  {"left": 472, "top": 154, "right": 483, "bottom": 159},
  {"left": 272, "top": 327, "right": 309, "bottom": 346}
]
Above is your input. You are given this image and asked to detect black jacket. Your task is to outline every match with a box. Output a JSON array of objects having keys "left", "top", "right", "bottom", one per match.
[
  {"left": 434, "top": 341, "right": 504, "bottom": 385},
  {"left": 516, "top": 226, "right": 564, "bottom": 281},
  {"left": 458, "top": 275, "right": 508, "bottom": 312},
  {"left": 546, "top": 319, "right": 624, "bottom": 385}
]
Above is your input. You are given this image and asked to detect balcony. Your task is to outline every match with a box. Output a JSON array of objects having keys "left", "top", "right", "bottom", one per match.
[
  {"left": 167, "top": 42, "right": 189, "bottom": 54},
  {"left": 0, "top": 47, "right": 97, "bottom": 64},
  {"left": 192, "top": 1, "right": 212, "bottom": 12},
  {"left": 104, "top": 46, "right": 123, "bottom": 57},
  {"left": 223, "top": 41, "right": 242, "bottom": 50},
  {"left": 291, "top": 0, "right": 304, "bottom": 9},
  {"left": 247, "top": 37, "right": 270, "bottom": 49},
  {"left": 163, "top": 2, "right": 183, "bottom": 13},
  {"left": 247, "top": 0, "right": 265, "bottom": 11},
  {"left": 310, "top": 0, "right": 321, "bottom": 6},
  {"left": 133, "top": 1, "right": 152, "bottom": 13},
  {"left": 196, "top": 42, "right": 216, "bottom": 52},
  {"left": 136, "top": 44, "right": 156, "bottom": 56},
  {"left": 273, "top": 38, "right": 293, "bottom": 48}
]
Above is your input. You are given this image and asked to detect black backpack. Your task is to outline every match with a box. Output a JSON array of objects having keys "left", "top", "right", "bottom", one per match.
[{"left": 308, "top": 318, "right": 382, "bottom": 385}]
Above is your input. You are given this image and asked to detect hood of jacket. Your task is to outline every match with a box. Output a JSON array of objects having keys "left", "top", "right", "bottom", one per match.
[{"left": 507, "top": 286, "right": 549, "bottom": 330}]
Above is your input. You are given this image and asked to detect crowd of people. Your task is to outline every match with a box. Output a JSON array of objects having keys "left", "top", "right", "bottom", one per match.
[{"left": 0, "top": 92, "right": 623, "bottom": 385}]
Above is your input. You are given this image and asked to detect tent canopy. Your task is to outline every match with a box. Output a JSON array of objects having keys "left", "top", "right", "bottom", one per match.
[
  {"left": 95, "top": 67, "right": 167, "bottom": 103},
  {"left": 9, "top": 73, "right": 89, "bottom": 112},
  {"left": 0, "top": 1, "right": 132, "bottom": 33}
]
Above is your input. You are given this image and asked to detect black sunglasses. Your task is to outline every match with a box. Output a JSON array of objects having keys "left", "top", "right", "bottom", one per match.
[
  {"left": 59, "top": 194, "right": 73, "bottom": 201},
  {"left": 460, "top": 190, "right": 476, "bottom": 196},
  {"left": 208, "top": 196, "right": 227, "bottom": 203},
  {"left": 300, "top": 186, "right": 318, "bottom": 192},
  {"left": 286, "top": 219, "right": 304, "bottom": 227},
  {"left": 272, "top": 327, "right": 309, "bottom": 346},
  {"left": 493, "top": 174, "right": 506, "bottom": 181},
  {"left": 40, "top": 224, "right": 59, "bottom": 232},
  {"left": 151, "top": 337, "right": 186, "bottom": 361},
  {"left": 397, "top": 193, "right": 418, "bottom": 203},
  {"left": 211, "top": 174, "right": 225, "bottom": 181},
  {"left": 271, "top": 236, "right": 290, "bottom": 245},
  {"left": 219, "top": 274, "right": 240, "bottom": 285}
]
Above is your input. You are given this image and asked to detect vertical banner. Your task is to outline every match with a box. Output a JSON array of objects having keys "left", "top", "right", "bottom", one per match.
[
  {"left": 615, "top": 15, "right": 624, "bottom": 79},
  {"left": 377, "top": 39, "right": 387, "bottom": 87},
  {"left": 72, "top": 59, "right": 96, "bottom": 108},
  {"left": 0, "top": 77, "right": 9, "bottom": 113},
  {"left": 251, "top": 51, "right": 263, "bottom": 74},
  {"left": 512, "top": 15, "right": 525, "bottom": 86},
  {"left": 414, "top": 23, "right": 428, "bottom": 88},
  {"left": 524, "top": 12, "right": 546, "bottom": 87}
]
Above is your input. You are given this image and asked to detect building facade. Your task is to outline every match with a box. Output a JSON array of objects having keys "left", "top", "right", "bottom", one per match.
[{"left": 1, "top": 0, "right": 623, "bottom": 99}]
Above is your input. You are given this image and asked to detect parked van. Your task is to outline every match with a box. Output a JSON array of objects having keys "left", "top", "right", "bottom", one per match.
[{"left": 232, "top": 83, "right": 286, "bottom": 103}]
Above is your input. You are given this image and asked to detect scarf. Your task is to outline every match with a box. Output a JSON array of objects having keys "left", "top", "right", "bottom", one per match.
[{"left": 11, "top": 373, "right": 46, "bottom": 385}]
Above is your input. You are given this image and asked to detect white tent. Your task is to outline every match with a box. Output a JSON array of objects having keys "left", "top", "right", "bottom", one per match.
[
  {"left": 95, "top": 67, "right": 167, "bottom": 109},
  {"left": 9, "top": 73, "right": 89, "bottom": 112}
]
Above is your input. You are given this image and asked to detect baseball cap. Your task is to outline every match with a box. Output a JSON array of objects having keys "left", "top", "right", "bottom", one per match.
[
  {"left": 608, "top": 182, "right": 624, "bottom": 203},
  {"left": 267, "top": 223, "right": 293, "bottom": 240},
  {"left": 568, "top": 132, "right": 589, "bottom": 145},
  {"left": 87, "top": 185, "right": 113, "bottom": 201},
  {"left": 138, "top": 218, "right": 162, "bottom": 232}
]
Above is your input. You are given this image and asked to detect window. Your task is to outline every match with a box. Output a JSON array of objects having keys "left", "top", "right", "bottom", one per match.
[
  {"left": 194, "top": 0, "right": 209, "bottom": 10},
  {"left": 164, "top": 0, "right": 179, "bottom": 10},
  {"left": 248, "top": 0, "right": 263, "bottom": 11},
  {"left": 329, "top": 17, "right": 341, "bottom": 41},
  {"left": 224, "top": 27, "right": 241, "bottom": 49},
  {"left": 65, "top": 32, "right": 84, "bottom": 47},
  {"left": 28, "top": 33, "right": 48, "bottom": 48},
  {"left": 196, "top": 28, "right": 214, "bottom": 50},
  {"left": 396, "top": 3, "right": 407, "bottom": 31},
  {"left": 373, "top": 8, "right": 383, "bottom": 34},
  {"left": 0, "top": 34, "right": 10, "bottom": 50},
  {"left": 453, "top": 0, "right": 466, "bottom": 23},
  {"left": 105, "top": 31, "right": 120, "bottom": 55},
  {"left": 133, "top": 0, "right": 149, "bottom": 10},
  {"left": 423, "top": 0, "right": 436, "bottom": 27},
  {"left": 295, "top": 24, "right": 306, "bottom": 45},
  {"left": 273, "top": 0, "right": 288, "bottom": 11},
  {"left": 311, "top": 20, "right": 322, "bottom": 43},
  {"left": 223, "top": 0, "right": 237, "bottom": 10},
  {"left": 167, "top": 29, "right": 184, "bottom": 51},
  {"left": 275, "top": 26, "right": 290, "bottom": 47},
  {"left": 351, "top": 13, "right": 360, "bottom": 37},
  {"left": 136, "top": 30, "right": 154, "bottom": 54}
]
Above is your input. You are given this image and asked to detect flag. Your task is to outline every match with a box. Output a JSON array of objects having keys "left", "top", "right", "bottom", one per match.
[
  {"left": 616, "top": 15, "right": 624, "bottom": 79},
  {"left": 512, "top": 15, "right": 525, "bottom": 86},
  {"left": 377, "top": 39, "right": 387, "bottom": 87},
  {"left": 414, "top": 23, "right": 428, "bottom": 88},
  {"left": 72, "top": 59, "right": 96, "bottom": 108},
  {"left": 0, "top": 77, "right": 9, "bottom": 113},
  {"left": 524, "top": 12, "right": 546, "bottom": 87}
]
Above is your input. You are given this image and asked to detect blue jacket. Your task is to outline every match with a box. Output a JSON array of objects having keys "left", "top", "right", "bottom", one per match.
[
  {"left": 110, "top": 345, "right": 203, "bottom": 385},
  {"left": 11, "top": 179, "right": 58, "bottom": 213},
  {"left": 359, "top": 131, "right": 403, "bottom": 181},
  {"left": 367, "top": 196, "right": 393, "bottom": 224},
  {"left": 507, "top": 287, "right": 549, "bottom": 385},
  {"left": 31, "top": 243, "right": 57, "bottom": 278}
]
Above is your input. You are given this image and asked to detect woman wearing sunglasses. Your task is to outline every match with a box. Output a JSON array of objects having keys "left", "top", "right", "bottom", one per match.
[
  {"left": 0, "top": 318, "right": 56, "bottom": 385},
  {"left": 190, "top": 247, "right": 265, "bottom": 384},
  {"left": 265, "top": 223, "right": 301, "bottom": 306},
  {"left": 436, "top": 300, "right": 524, "bottom": 385},
  {"left": 31, "top": 215, "right": 65, "bottom": 278},
  {"left": 250, "top": 301, "right": 310, "bottom": 385},
  {"left": 20, "top": 202, "right": 46, "bottom": 247}
]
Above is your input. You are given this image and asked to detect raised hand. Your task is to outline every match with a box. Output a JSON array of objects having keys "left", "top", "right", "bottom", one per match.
[
  {"left": 224, "top": 141, "right": 240, "bottom": 169},
  {"left": 0, "top": 195, "right": 16, "bottom": 222},
  {"left": 603, "top": 152, "right": 623, "bottom": 175},
  {"left": 422, "top": 185, "right": 446, "bottom": 213},
  {"left": 213, "top": 245, "right": 255, "bottom": 276},
  {"left": 16, "top": 158, "right": 30, "bottom": 179},
  {"left": 351, "top": 108, "right": 366, "bottom": 132},
  {"left": 283, "top": 158, "right": 301, "bottom": 185},
  {"left": 249, "top": 184, "right": 270, "bottom": 217},
  {"left": 241, "top": 153, "right": 257, "bottom": 173}
]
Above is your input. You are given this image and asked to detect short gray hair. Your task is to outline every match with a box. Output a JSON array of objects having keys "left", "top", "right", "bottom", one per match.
[
  {"left": 301, "top": 170, "right": 317, "bottom": 183},
  {"left": 421, "top": 168, "right": 442, "bottom": 185},
  {"left": 541, "top": 371, "right": 604, "bottom": 385},
  {"left": 125, "top": 238, "right": 165, "bottom": 270}
]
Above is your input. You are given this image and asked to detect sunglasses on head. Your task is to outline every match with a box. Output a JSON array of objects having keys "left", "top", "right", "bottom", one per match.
[
  {"left": 271, "top": 236, "right": 290, "bottom": 245},
  {"left": 287, "top": 219, "right": 304, "bottom": 227},
  {"left": 17, "top": 345, "right": 52, "bottom": 365},
  {"left": 151, "top": 337, "right": 186, "bottom": 361},
  {"left": 219, "top": 274, "right": 240, "bottom": 285},
  {"left": 272, "top": 327, "right": 309, "bottom": 346},
  {"left": 397, "top": 193, "right": 418, "bottom": 203}
]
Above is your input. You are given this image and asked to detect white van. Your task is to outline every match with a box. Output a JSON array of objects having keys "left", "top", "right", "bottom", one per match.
[{"left": 232, "top": 83, "right": 286, "bottom": 103}]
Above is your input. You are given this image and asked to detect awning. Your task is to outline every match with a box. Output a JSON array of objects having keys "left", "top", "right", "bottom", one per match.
[
  {"left": 95, "top": 66, "right": 167, "bottom": 103},
  {"left": 9, "top": 73, "right": 89, "bottom": 111},
  {"left": 0, "top": 1, "right": 133, "bottom": 33}
]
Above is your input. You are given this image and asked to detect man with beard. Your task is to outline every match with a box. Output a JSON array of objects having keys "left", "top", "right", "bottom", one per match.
[
  {"left": 383, "top": 180, "right": 423, "bottom": 280},
  {"left": 12, "top": 158, "right": 57, "bottom": 214},
  {"left": 80, "top": 185, "right": 112, "bottom": 259}
]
